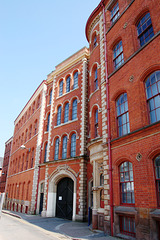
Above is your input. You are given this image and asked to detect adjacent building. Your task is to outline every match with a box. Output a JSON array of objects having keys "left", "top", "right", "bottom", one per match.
[
  {"left": 4, "top": 0, "right": 160, "bottom": 239},
  {"left": 0, "top": 138, "right": 12, "bottom": 194}
]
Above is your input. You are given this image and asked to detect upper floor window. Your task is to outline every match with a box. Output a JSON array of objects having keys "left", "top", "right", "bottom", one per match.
[
  {"left": 71, "top": 133, "right": 76, "bottom": 157},
  {"left": 66, "top": 76, "right": 70, "bottom": 93},
  {"left": 62, "top": 136, "right": 67, "bottom": 159},
  {"left": 113, "top": 40, "right": 124, "bottom": 69},
  {"left": 145, "top": 71, "right": 160, "bottom": 123},
  {"left": 57, "top": 106, "right": 62, "bottom": 125},
  {"left": 37, "top": 95, "right": 40, "bottom": 108},
  {"left": 32, "top": 101, "right": 35, "bottom": 114},
  {"left": 44, "top": 143, "right": 48, "bottom": 162},
  {"left": 154, "top": 155, "right": 160, "bottom": 207},
  {"left": 49, "top": 89, "right": 52, "bottom": 105},
  {"left": 111, "top": 1, "right": 119, "bottom": 24},
  {"left": 64, "top": 103, "right": 69, "bottom": 123},
  {"left": 73, "top": 72, "right": 78, "bottom": 89},
  {"left": 95, "top": 109, "right": 98, "bottom": 138},
  {"left": 72, "top": 99, "right": 77, "bottom": 120},
  {"left": 119, "top": 161, "right": 135, "bottom": 204},
  {"left": 34, "top": 120, "right": 38, "bottom": 135},
  {"left": 54, "top": 138, "right": 59, "bottom": 160},
  {"left": 137, "top": 12, "right": 154, "bottom": 47},
  {"left": 29, "top": 125, "right": 32, "bottom": 139},
  {"left": 94, "top": 68, "right": 98, "bottom": 90},
  {"left": 47, "top": 113, "right": 50, "bottom": 131},
  {"left": 31, "top": 149, "right": 34, "bottom": 168},
  {"left": 59, "top": 80, "right": 63, "bottom": 96},
  {"left": 93, "top": 34, "right": 97, "bottom": 48},
  {"left": 116, "top": 93, "right": 130, "bottom": 137}
]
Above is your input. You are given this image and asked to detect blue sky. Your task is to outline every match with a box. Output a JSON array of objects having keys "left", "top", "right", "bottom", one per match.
[{"left": 0, "top": 0, "right": 100, "bottom": 157}]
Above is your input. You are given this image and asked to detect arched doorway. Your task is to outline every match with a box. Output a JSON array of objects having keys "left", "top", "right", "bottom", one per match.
[{"left": 56, "top": 177, "right": 73, "bottom": 220}]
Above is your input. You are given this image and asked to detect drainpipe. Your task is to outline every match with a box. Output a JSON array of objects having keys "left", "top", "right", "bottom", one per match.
[{"left": 101, "top": 1, "right": 114, "bottom": 236}]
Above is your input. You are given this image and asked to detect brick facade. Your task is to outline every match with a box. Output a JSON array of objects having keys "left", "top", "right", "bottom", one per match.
[{"left": 2, "top": 0, "right": 160, "bottom": 239}]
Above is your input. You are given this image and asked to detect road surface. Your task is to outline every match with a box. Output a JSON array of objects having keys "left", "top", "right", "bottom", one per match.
[{"left": 0, "top": 213, "right": 68, "bottom": 240}]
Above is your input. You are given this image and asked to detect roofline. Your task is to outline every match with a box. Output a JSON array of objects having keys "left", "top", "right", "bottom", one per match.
[
  {"left": 85, "top": 0, "right": 104, "bottom": 42},
  {"left": 14, "top": 80, "right": 46, "bottom": 124}
]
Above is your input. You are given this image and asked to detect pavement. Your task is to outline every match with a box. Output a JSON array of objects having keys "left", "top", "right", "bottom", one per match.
[{"left": 2, "top": 209, "right": 120, "bottom": 240}]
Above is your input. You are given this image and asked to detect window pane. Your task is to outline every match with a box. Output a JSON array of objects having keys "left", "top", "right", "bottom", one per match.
[
  {"left": 150, "top": 110, "right": 156, "bottom": 123},
  {"left": 137, "top": 12, "right": 154, "bottom": 46},
  {"left": 152, "top": 83, "right": 158, "bottom": 95}
]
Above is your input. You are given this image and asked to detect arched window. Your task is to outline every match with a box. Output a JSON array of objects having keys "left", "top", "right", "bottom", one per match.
[
  {"left": 71, "top": 133, "right": 76, "bottom": 157},
  {"left": 49, "top": 89, "right": 52, "bottom": 105},
  {"left": 94, "top": 67, "right": 98, "bottom": 90},
  {"left": 30, "top": 149, "right": 34, "bottom": 168},
  {"left": 137, "top": 12, "right": 154, "bottom": 47},
  {"left": 64, "top": 103, "right": 69, "bottom": 123},
  {"left": 110, "top": 1, "right": 119, "bottom": 24},
  {"left": 116, "top": 93, "right": 130, "bottom": 137},
  {"left": 66, "top": 76, "right": 70, "bottom": 93},
  {"left": 62, "top": 136, "right": 67, "bottom": 159},
  {"left": 34, "top": 120, "right": 38, "bottom": 135},
  {"left": 73, "top": 72, "right": 78, "bottom": 89},
  {"left": 32, "top": 101, "right": 35, "bottom": 114},
  {"left": 44, "top": 143, "right": 48, "bottom": 162},
  {"left": 21, "top": 154, "right": 25, "bottom": 171},
  {"left": 25, "top": 152, "right": 29, "bottom": 170},
  {"left": 119, "top": 161, "right": 134, "bottom": 204},
  {"left": 59, "top": 80, "right": 63, "bottom": 96},
  {"left": 37, "top": 95, "right": 40, "bottom": 109},
  {"left": 95, "top": 109, "right": 98, "bottom": 138},
  {"left": 57, "top": 106, "right": 62, "bottom": 125},
  {"left": 47, "top": 113, "right": 50, "bottom": 131},
  {"left": 113, "top": 40, "right": 124, "bottom": 69},
  {"left": 154, "top": 155, "right": 160, "bottom": 207},
  {"left": 54, "top": 138, "right": 59, "bottom": 160},
  {"left": 145, "top": 71, "right": 160, "bottom": 123},
  {"left": 72, "top": 99, "right": 77, "bottom": 120},
  {"left": 29, "top": 125, "right": 32, "bottom": 139},
  {"left": 93, "top": 34, "right": 97, "bottom": 48},
  {"left": 25, "top": 129, "right": 28, "bottom": 142}
]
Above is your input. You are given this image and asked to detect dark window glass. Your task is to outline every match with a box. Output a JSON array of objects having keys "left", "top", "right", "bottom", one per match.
[
  {"left": 145, "top": 71, "right": 160, "bottom": 123},
  {"left": 93, "top": 35, "right": 97, "bottom": 48},
  {"left": 49, "top": 89, "right": 52, "bottom": 104},
  {"left": 113, "top": 40, "right": 124, "bottom": 69},
  {"left": 116, "top": 93, "right": 130, "bottom": 137},
  {"left": 120, "top": 162, "right": 135, "bottom": 204},
  {"left": 72, "top": 99, "right": 77, "bottom": 120},
  {"left": 54, "top": 138, "right": 59, "bottom": 160},
  {"left": 95, "top": 109, "right": 98, "bottom": 138},
  {"left": 73, "top": 72, "right": 78, "bottom": 89},
  {"left": 44, "top": 143, "right": 48, "bottom": 162},
  {"left": 66, "top": 76, "right": 70, "bottom": 93},
  {"left": 47, "top": 113, "right": 50, "bottom": 131},
  {"left": 59, "top": 80, "right": 63, "bottom": 96},
  {"left": 71, "top": 133, "right": 76, "bottom": 157},
  {"left": 111, "top": 2, "right": 119, "bottom": 24},
  {"left": 62, "top": 136, "right": 67, "bottom": 159},
  {"left": 57, "top": 106, "right": 62, "bottom": 125},
  {"left": 94, "top": 68, "right": 98, "bottom": 90},
  {"left": 120, "top": 216, "right": 136, "bottom": 237},
  {"left": 64, "top": 103, "right": 69, "bottom": 123},
  {"left": 154, "top": 155, "right": 160, "bottom": 207},
  {"left": 137, "top": 12, "right": 154, "bottom": 47}
]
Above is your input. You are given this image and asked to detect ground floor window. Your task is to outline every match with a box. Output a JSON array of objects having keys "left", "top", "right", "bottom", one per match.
[{"left": 120, "top": 215, "right": 136, "bottom": 237}]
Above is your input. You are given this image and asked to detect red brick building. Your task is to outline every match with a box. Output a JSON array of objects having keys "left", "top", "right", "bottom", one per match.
[
  {"left": 86, "top": 0, "right": 160, "bottom": 239},
  {"left": 4, "top": 0, "right": 160, "bottom": 239},
  {"left": 0, "top": 138, "right": 12, "bottom": 194}
]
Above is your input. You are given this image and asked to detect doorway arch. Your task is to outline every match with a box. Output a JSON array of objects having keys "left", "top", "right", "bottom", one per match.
[
  {"left": 56, "top": 177, "right": 73, "bottom": 220},
  {"left": 46, "top": 167, "right": 77, "bottom": 220}
]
